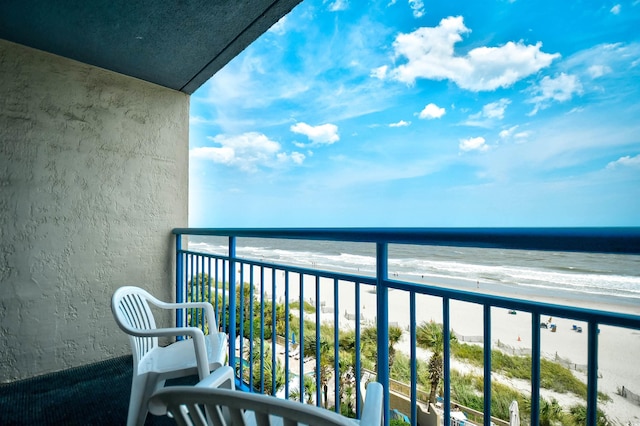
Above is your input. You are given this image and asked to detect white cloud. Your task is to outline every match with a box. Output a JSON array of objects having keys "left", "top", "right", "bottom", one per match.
[
  {"left": 327, "top": 0, "right": 348, "bottom": 11},
  {"left": 587, "top": 64, "right": 612, "bottom": 78},
  {"left": 277, "top": 151, "right": 306, "bottom": 165},
  {"left": 499, "top": 126, "right": 518, "bottom": 139},
  {"left": 191, "top": 132, "right": 303, "bottom": 172},
  {"left": 459, "top": 136, "right": 488, "bottom": 152},
  {"left": 527, "top": 73, "right": 583, "bottom": 115},
  {"left": 499, "top": 126, "right": 531, "bottom": 143},
  {"left": 269, "top": 16, "right": 287, "bottom": 35},
  {"left": 289, "top": 152, "right": 306, "bottom": 164},
  {"left": 419, "top": 103, "right": 446, "bottom": 119},
  {"left": 464, "top": 99, "right": 510, "bottom": 127},
  {"left": 408, "top": 0, "right": 425, "bottom": 18},
  {"left": 482, "top": 98, "right": 511, "bottom": 119},
  {"left": 610, "top": 4, "right": 621, "bottom": 14},
  {"left": 291, "top": 122, "right": 340, "bottom": 145},
  {"left": 386, "top": 16, "right": 559, "bottom": 91},
  {"left": 189, "top": 116, "right": 214, "bottom": 125},
  {"left": 389, "top": 120, "right": 411, "bottom": 127},
  {"left": 606, "top": 154, "right": 640, "bottom": 169},
  {"left": 370, "top": 65, "right": 388, "bottom": 79}
]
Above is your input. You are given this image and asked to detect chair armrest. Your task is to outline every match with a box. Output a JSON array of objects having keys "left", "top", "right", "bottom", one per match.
[
  {"left": 359, "top": 382, "right": 383, "bottom": 426},
  {"left": 195, "top": 365, "right": 236, "bottom": 390},
  {"left": 147, "top": 299, "right": 219, "bottom": 333}
]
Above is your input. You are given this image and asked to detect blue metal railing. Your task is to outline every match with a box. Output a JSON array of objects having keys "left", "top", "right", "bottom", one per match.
[{"left": 173, "top": 228, "right": 640, "bottom": 426}]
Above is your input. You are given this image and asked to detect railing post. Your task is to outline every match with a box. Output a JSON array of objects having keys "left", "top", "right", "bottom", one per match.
[
  {"left": 587, "top": 321, "right": 599, "bottom": 426},
  {"left": 229, "top": 236, "right": 237, "bottom": 371},
  {"left": 175, "top": 233, "right": 185, "bottom": 333},
  {"left": 376, "top": 242, "right": 390, "bottom": 426}
]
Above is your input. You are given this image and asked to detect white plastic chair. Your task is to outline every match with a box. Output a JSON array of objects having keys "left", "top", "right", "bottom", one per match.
[
  {"left": 112, "top": 286, "right": 228, "bottom": 426},
  {"left": 148, "top": 365, "right": 384, "bottom": 426}
]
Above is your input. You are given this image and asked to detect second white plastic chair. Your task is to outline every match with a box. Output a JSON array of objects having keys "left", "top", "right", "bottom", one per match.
[{"left": 149, "top": 365, "right": 384, "bottom": 426}]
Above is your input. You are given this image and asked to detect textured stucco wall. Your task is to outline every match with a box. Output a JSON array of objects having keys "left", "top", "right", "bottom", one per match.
[{"left": 0, "top": 39, "right": 189, "bottom": 382}]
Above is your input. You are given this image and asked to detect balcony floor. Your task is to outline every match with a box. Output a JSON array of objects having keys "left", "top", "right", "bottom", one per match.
[{"left": 0, "top": 356, "right": 196, "bottom": 425}]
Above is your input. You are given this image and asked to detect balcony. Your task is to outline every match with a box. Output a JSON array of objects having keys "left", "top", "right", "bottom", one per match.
[
  {"left": 173, "top": 228, "right": 640, "bottom": 426},
  {"left": 2, "top": 228, "right": 638, "bottom": 426}
]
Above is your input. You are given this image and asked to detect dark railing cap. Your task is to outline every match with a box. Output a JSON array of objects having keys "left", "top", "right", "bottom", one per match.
[{"left": 172, "top": 227, "right": 640, "bottom": 254}]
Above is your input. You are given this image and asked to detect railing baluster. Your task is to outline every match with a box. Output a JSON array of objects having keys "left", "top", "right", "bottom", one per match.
[
  {"left": 443, "top": 297, "right": 451, "bottom": 426},
  {"left": 355, "top": 281, "right": 362, "bottom": 418},
  {"left": 260, "top": 266, "right": 265, "bottom": 393},
  {"left": 222, "top": 260, "right": 227, "bottom": 333},
  {"left": 229, "top": 236, "right": 237, "bottom": 372},
  {"left": 189, "top": 253, "right": 195, "bottom": 329},
  {"left": 199, "top": 254, "right": 205, "bottom": 330},
  {"left": 249, "top": 265, "right": 254, "bottom": 391},
  {"left": 271, "top": 267, "right": 277, "bottom": 397},
  {"left": 315, "top": 274, "right": 321, "bottom": 407},
  {"left": 531, "top": 311, "right": 541, "bottom": 425},
  {"left": 299, "top": 272, "right": 305, "bottom": 404},
  {"left": 410, "top": 292, "right": 417, "bottom": 426},
  {"left": 214, "top": 258, "right": 220, "bottom": 328},
  {"left": 483, "top": 304, "right": 492, "bottom": 426},
  {"left": 239, "top": 263, "right": 245, "bottom": 382},
  {"left": 285, "top": 270, "right": 290, "bottom": 398},
  {"left": 333, "top": 277, "right": 340, "bottom": 412}
]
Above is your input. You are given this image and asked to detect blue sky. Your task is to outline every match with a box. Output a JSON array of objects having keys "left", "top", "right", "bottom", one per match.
[{"left": 189, "top": 0, "right": 640, "bottom": 227}]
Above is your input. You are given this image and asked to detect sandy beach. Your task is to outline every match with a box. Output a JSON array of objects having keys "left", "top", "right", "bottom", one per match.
[{"left": 241, "top": 265, "right": 640, "bottom": 425}]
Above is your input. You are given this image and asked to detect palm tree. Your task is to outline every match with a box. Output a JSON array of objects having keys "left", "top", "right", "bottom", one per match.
[
  {"left": 388, "top": 325, "right": 403, "bottom": 368},
  {"left": 318, "top": 338, "right": 334, "bottom": 409},
  {"left": 291, "top": 375, "right": 317, "bottom": 405},
  {"left": 246, "top": 342, "right": 285, "bottom": 395},
  {"left": 360, "top": 325, "right": 403, "bottom": 372},
  {"left": 263, "top": 301, "right": 290, "bottom": 337},
  {"left": 338, "top": 349, "right": 357, "bottom": 416},
  {"left": 427, "top": 350, "right": 444, "bottom": 405},
  {"left": 416, "top": 321, "right": 457, "bottom": 405}
]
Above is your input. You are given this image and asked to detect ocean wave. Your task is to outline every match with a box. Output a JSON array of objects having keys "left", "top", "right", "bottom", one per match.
[{"left": 188, "top": 240, "right": 640, "bottom": 302}]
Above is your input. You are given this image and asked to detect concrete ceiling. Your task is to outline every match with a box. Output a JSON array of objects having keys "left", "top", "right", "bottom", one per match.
[{"left": 0, "top": 0, "right": 302, "bottom": 94}]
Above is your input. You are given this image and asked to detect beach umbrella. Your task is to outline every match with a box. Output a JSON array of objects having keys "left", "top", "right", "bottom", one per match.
[{"left": 509, "top": 400, "right": 520, "bottom": 426}]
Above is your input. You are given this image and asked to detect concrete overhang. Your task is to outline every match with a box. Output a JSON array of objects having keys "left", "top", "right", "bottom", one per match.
[{"left": 0, "top": 0, "right": 302, "bottom": 94}]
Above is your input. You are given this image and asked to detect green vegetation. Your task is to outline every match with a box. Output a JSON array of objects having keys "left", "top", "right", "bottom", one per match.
[
  {"left": 414, "top": 320, "right": 599, "bottom": 400},
  {"left": 289, "top": 300, "right": 316, "bottom": 313},
  {"left": 186, "top": 277, "right": 611, "bottom": 424},
  {"left": 415, "top": 321, "right": 611, "bottom": 423},
  {"left": 416, "top": 320, "right": 458, "bottom": 404}
]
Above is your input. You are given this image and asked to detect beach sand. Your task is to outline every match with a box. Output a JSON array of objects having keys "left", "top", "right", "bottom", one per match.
[{"left": 235, "top": 265, "right": 640, "bottom": 424}]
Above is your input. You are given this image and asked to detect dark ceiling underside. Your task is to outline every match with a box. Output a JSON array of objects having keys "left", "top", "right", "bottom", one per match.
[{"left": 0, "top": 0, "right": 302, "bottom": 94}]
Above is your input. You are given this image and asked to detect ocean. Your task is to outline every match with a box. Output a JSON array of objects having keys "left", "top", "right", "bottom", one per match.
[{"left": 188, "top": 235, "right": 640, "bottom": 312}]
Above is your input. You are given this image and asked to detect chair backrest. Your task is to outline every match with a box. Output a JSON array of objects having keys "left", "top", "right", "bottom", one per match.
[
  {"left": 150, "top": 387, "right": 359, "bottom": 426},
  {"left": 149, "top": 380, "right": 384, "bottom": 426},
  {"left": 112, "top": 286, "right": 160, "bottom": 367}
]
